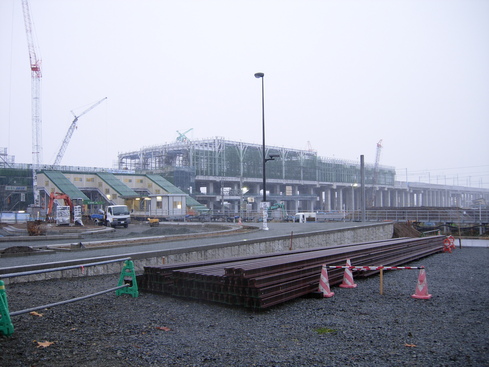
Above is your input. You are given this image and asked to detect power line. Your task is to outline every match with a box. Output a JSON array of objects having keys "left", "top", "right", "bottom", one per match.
[{"left": 397, "top": 165, "right": 489, "bottom": 175}]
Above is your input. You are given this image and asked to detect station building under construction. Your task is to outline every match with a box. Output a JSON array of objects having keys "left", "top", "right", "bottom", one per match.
[
  {"left": 117, "top": 137, "right": 395, "bottom": 216},
  {"left": 116, "top": 137, "right": 488, "bottom": 218}
]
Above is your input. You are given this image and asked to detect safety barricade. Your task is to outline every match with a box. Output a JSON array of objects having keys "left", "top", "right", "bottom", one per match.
[
  {"left": 318, "top": 258, "right": 431, "bottom": 299},
  {"left": 0, "top": 258, "right": 138, "bottom": 337}
]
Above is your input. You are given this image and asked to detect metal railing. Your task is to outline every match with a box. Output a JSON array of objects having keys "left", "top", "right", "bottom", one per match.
[{"left": 0, "top": 257, "right": 138, "bottom": 337}]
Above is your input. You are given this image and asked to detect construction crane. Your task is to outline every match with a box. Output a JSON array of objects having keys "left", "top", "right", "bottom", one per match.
[
  {"left": 176, "top": 128, "right": 193, "bottom": 143},
  {"left": 369, "top": 139, "right": 383, "bottom": 207},
  {"left": 53, "top": 97, "right": 107, "bottom": 166},
  {"left": 306, "top": 141, "right": 317, "bottom": 153},
  {"left": 22, "top": 0, "right": 42, "bottom": 205}
]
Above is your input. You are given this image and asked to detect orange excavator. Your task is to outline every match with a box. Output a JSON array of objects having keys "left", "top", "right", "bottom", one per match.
[{"left": 46, "top": 192, "right": 74, "bottom": 224}]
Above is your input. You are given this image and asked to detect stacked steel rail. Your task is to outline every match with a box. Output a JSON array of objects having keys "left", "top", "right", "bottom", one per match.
[{"left": 139, "top": 236, "right": 444, "bottom": 309}]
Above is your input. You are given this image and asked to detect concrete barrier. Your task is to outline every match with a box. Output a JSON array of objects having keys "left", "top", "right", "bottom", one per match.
[
  {"left": 457, "top": 239, "right": 489, "bottom": 248},
  {"left": 0, "top": 212, "right": 30, "bottom": 224}
]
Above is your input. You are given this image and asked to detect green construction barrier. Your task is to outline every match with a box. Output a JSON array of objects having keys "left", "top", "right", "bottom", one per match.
[
  {"left": 116, "top": 260, "right": 139, "bottom": 298},
  {"left": 0, "top": 280, "right": 14, "bottom": 337}
]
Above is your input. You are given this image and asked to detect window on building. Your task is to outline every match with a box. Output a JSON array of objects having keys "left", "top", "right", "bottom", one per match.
[
  {"left": 173, "top": 201, "right": 182, "bottom": 209},
  {"left": 105, "top": 188, "right": 110, "bottom": 194}
]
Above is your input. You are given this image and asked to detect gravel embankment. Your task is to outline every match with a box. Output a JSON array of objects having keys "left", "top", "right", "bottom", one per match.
[{"left": 1, "top": 247, "right": 488, "bottom": 366}]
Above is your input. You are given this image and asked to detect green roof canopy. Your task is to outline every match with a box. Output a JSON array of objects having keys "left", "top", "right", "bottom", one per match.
[
  {"left": 97, "top": 172, "right": 139, "bottom": 198},
  {"left": 42, "top": 171, "right": 90, "bottom": 201},
  {"left": 146, "top": 174, "right": 208, "bottom": 212}
]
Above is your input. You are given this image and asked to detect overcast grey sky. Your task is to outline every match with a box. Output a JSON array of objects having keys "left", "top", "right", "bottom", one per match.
[{"left": 1, "top": 0, "right": 488, "bottom": 188}]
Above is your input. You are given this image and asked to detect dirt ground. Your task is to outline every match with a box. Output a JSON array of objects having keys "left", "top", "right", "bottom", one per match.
[
  {"left": 392, "top": 222, "right": 422, "bottom": 238},
  {"left": 0, "top": 221, "right": 238, "bottom": 237},
  {"left": 0, "top": 221, "right": 257, "bottom": 253}
]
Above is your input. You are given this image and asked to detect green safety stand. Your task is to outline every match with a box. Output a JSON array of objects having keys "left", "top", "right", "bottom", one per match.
[
  {"left": 0, "top": 280, "right": 14, "bottom": 336},
  {"left": 116, "top": 260, "right": 139, "bottom": 298}
]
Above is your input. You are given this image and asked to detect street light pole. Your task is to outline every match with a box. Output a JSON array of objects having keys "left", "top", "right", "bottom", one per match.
[{"left": 254, "top": 72, "right": 268, "bottom": 230}]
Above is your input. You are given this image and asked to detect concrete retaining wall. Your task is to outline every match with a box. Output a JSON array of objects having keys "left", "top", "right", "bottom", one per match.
[
  {"left": 1, "top": 222, "right": 394, "bottom": 284},
  {"left": 456, "top": 239, "right": 489, "bottom": 248}
]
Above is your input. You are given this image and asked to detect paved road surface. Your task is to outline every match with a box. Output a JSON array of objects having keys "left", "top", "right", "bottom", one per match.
[{"left": 0, "top": 221, "right": 371, "bottom": 269}]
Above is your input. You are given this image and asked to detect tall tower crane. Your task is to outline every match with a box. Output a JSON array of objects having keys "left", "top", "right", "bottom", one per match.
[
  {"left": 21, "top": 0, "right": 42, "bottom": 205},
  {"left": 53, "top": 97, "right": 107, "bottom": 166}
]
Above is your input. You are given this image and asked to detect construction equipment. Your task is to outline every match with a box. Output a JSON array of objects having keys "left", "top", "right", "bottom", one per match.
[
  {"left": 307, "top": 141, "right": 316, "bottom": 153},
  {"left": 267, "top": 203, "right": 288, "bottom": 221},
  {"left": 147, "top": 218, "right": 160, "bottom": 227},
  {"left": 46, "top": 192, "right": 83, "bottom": 226},
  {"left": 369, "top": 139, "right": 383, "bottom": 207},
  {"left": 46, "top": 192, "right": 73, "bottom": 224},
  {"left": 176, "top": 128, "right": 193, "bottom": 143},
  {"left": 21, "top": 0, "right": 42, "bottom": 205},
  {"left": 53, "top": 97, "right": 107, "bottom": 166}
]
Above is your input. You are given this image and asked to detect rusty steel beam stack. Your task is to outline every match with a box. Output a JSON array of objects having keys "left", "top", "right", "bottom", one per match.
[
  {"left": 139, "top": 236, "right": 444, "bottom": 309},
  {"left": 138, "top": 238, "right": 395, "bottom": 295}
]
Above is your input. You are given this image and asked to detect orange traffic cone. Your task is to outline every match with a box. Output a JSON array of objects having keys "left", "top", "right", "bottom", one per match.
[
  {"left": 339, "top": 258, "right": 357, "bottom": 288},
  {"left": 443, "top": 238, "right": 452, "bottom": 253},
  {"left": 318, "top": 265, "right": 334, "bottom": 298},
  {"left": 411, "top": 269, "right": 432, "bottom": 299}
]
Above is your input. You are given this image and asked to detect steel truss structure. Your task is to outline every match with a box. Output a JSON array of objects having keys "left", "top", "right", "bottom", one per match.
[{"left": 118, "top": 137, "right": 395, "bottom": 186}]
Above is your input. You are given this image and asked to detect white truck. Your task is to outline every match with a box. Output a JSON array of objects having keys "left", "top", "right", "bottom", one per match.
[
  {"left": 97, "top": 205, "right": 131, "bottom": 228},
  {"left": 294, "top": 212, "right": 317, "bottom": 223}
]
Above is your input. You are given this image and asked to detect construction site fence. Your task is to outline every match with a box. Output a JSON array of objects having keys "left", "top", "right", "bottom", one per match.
[
  {"left": 3, "top": 208, "right": 486, "bottom": 226},
  {"left": 178, "top": 209, "right": 487, "bottom": 224},
  {"left": 0, "top": 257, "right": 131, "bottom": 280},
  {"left": 0, "top": 212, "right": 31, "bottom": 224},
  {"left": 349, "top": 209, "right": 489, "bottom": 223}
]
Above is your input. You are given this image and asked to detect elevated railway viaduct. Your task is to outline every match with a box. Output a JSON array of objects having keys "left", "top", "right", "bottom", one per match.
[{"left": 117, "top": 138, "right": 489, "bottom": 216}]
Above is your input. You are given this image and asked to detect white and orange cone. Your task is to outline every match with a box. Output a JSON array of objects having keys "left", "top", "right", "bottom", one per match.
[
  {"left": 318, "top": 265, "right": 335, "bottom": 298},
  {"left": 339, "top": 258, "right": 357, "bottom": 288},
  {"left": 411, "top": 268, "right": 432, "bottom": 300}
]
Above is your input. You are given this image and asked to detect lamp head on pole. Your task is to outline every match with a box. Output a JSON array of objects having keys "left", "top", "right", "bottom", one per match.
[{"left": 254, "top": 72, "right": 264, "bottom": 78}]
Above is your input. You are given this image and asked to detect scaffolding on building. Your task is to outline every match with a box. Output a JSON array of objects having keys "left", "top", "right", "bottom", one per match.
[
  {"left": 117, "top": 137, "right": 396, "bottom": 188},
  {"left": 0, "top": 148, "right": 15, "bottom": 168}
]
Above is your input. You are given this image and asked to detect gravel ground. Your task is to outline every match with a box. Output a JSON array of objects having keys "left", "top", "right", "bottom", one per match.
[{"left": 1, "top": 247, "right": 488, "bottom": 367}]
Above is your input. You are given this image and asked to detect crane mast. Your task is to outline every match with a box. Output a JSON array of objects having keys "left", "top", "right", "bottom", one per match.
[
  {"left": 369, "top": 139, "right": 383, "bottom": 207},
  {"left": 53, "top": 97, "right": 107, "bottom": 166},
  {"left": 21, "top": 0, "right": 42, "bottom": 206}
]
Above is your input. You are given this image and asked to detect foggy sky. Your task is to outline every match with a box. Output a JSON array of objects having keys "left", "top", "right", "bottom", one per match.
[{"left": 1, "top": 0, "right": 488, "bottom": 188}]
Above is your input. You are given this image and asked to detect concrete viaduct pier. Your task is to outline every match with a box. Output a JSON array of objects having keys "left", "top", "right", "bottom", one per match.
[{"left": 204, "top": 179, "right": 489, "bottom": 214}]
